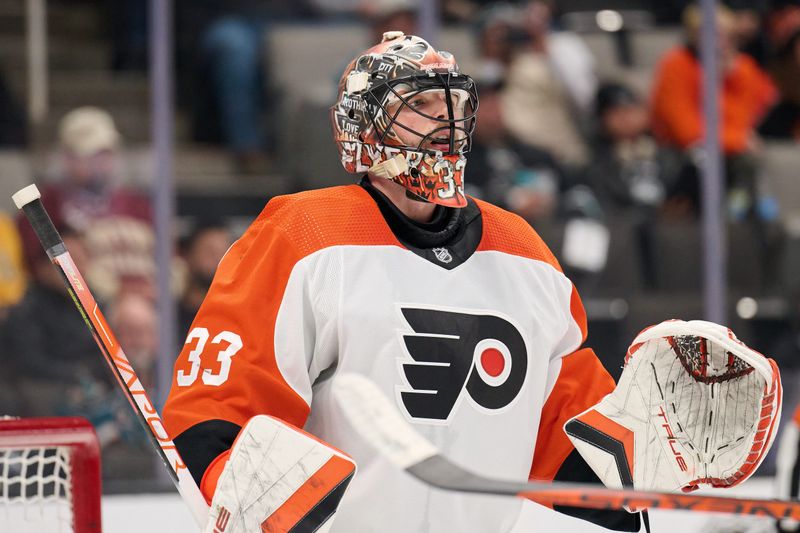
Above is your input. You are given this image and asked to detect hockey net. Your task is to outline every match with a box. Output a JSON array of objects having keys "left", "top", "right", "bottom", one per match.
[{"left": 0, "top": 417, "right": 101, "bottom": 532}]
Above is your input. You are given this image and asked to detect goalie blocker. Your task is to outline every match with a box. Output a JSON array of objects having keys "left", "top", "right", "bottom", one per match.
[
  {"left": 203, "top": 415, "right": 355, "bottom": 533},
  {"left": 565, "top": 320, "right": 781, "bottom": 495}
]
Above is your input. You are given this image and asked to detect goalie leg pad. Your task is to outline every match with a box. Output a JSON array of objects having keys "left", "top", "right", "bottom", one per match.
[{"left": 204, "top": 415, "right": 356, "bottom": 533}]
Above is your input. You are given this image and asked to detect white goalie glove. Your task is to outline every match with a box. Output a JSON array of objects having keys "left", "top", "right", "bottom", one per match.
[
  {"left": 565, "top": 320, "right": 782, "bottom": 494},
  {"left": 204, "top": 415, "right": 356, "bottom": 533}
]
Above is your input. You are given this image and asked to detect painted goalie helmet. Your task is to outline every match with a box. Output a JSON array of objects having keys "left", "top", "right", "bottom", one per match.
[{"left": 330, "top": 32, "right": 479, "bottom": 208}]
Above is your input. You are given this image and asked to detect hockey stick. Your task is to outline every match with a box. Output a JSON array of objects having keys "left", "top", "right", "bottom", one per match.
[
  {"left": 12, "top": 185, "right": 209, "bottom": 527},
  {"left": 333, "top": 373, "right": 800, "bottom": 521}
]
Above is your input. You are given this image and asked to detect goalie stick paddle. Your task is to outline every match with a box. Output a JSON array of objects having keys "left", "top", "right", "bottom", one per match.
[
  {"left": 332, "top": 372, "right": 800, "bottom": 521},
  {"left": 12, "top": 184, "right": 209, "bottom": 527}
]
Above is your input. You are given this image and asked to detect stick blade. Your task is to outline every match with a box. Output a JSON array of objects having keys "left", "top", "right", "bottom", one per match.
[{"left": 332, "top": 373, "right": 438, "bottom": 470}]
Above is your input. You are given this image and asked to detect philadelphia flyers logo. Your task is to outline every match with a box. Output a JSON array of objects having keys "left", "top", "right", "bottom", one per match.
[{"left": 398, "top": 307, "right": 528, "bottom": 422}]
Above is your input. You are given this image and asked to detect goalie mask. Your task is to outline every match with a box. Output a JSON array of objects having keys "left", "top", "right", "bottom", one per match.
[
  {"left": 565, "top": 320, "right": 782, "bottom": 494},
  {"left": 331, "top": 32, "right": 478, "bottom": 208}
]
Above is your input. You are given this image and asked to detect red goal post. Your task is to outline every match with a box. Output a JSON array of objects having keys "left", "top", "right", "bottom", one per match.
[{"left": 0, "top": 417, "right": 102, "bottom": 532}]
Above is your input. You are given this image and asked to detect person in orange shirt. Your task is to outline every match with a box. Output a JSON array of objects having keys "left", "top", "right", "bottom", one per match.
[
  {"left": 652, "top": 4, "right": 776, "bottom": 155},
  {"left": 650, "top": 4, "right": 777, "bottom": 217}
]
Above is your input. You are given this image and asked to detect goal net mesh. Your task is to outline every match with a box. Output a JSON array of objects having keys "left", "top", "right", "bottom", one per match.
[
  {"left": 0, "top": 445, "right": 74, "bottom": 531},
  {"left": 0, "top": 417, "right": 101, "bottom": 533}
]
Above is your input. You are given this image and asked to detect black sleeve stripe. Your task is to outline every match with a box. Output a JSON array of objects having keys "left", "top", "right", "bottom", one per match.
[
  {"left": 552, "top": 449, "right": 642, "bottom": 532},
  {"left": 564, "top": 418, "right": 634, "bottom": 488},
  {"left": 173, "top": 419, "right": 242, "bottom": 487}
]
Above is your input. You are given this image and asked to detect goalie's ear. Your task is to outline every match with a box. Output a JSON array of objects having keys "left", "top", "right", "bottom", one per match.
[{"left": 203, "top": 415, "right": 356, "bottom": 533}]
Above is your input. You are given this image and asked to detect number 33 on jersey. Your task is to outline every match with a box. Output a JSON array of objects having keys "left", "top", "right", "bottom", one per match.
[{"left": 176, "top": 328, "right": 243, "bottom": 387}]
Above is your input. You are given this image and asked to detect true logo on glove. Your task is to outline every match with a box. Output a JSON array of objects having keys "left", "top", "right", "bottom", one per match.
[{"left": 656, "top": 406, "right": 688, "bottom": 472}]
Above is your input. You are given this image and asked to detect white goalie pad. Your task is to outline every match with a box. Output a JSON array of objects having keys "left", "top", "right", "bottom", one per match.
[
  {"left": 565, "top": 320, "right": 782, "bottom": 494},
  {"left": 204, "top": 415, "right": 356, "bottom": 533}
]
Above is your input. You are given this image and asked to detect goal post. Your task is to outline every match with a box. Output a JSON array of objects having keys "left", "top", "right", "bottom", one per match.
[{"left": 0, "top": 416, "right": 102, "bottom": 532}]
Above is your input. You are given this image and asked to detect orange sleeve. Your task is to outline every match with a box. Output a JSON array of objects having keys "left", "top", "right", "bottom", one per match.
[
  {"left": 651, "top": 48, "right": 703, "bottom": 149},
  {"left": 529, "top": 282, "right": 616, "bottom": 482},
  {"left": 529, "top": 347, "right": 616, "bottom": 482},
  {"left": 163, "top": 212, "right": 312, "bottom": 439}
]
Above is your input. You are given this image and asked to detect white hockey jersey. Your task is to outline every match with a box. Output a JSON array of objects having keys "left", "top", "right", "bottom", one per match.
[{"left": 164, "top": 184, "right": 617, "bottom": 533}]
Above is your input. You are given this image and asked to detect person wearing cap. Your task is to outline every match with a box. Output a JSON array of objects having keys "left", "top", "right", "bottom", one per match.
[{"left": 16, "top": 106, "right": 154, "bottom": 302}]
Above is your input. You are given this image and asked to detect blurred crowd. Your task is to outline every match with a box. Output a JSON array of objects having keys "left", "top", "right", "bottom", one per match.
[
  {"left": 1, "top": 0, "right": 800, "bottom": 484},
  {"left": 0, "top": 107, "right": 234, "bottom": 481}
]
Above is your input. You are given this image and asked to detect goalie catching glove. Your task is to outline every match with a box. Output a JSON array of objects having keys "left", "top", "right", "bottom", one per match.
[
  {"left": 203, "top": 415, "right": 356, "bottom": 533},
  {"left": 565, "top": 320, "right": 782, "bottom": 494}
]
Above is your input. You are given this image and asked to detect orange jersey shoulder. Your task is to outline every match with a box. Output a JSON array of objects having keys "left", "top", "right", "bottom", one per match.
[
  {"left": 474, "top": 198, "right": 562, "bottom": 272},
  {"left": 255, "top": 184, "right": 401, "bottom": 256}
]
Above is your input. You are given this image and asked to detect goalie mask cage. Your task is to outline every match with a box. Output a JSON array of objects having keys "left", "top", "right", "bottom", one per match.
[{"left": 0, "top": 417, "right": 101, "bottom": 532}]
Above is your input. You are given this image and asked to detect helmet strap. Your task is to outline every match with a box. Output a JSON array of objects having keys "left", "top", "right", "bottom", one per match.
[{"left": 369, "top": 154, "right": 409, "bottom": 181}]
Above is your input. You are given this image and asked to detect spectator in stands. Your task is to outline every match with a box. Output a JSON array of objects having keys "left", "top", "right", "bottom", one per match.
[
  {"left": 2, "top": 229, "right": 107, "bottom": 412},
  {"left": 102, "top": 292, "right": 167, "bottom": 480},
  {"left": 4, "top": 227, "right": 150, "bottom": 457},
  {"left": 759, "top": 4, "right": 800, "bottom": 141},
  {"left": 18, "top": 107, "right": 154, "bottom": 303},
  {"left": 110, "top": 292, "right": 158, "bottom": 390},
  {"left": 650, "top": 4, "right": 777, "bottom": 217},
  {"left": 583, "top": 82, "right": 685, "bottom": 216},
  {"left": 0, "top": 212, "right": 26, "bottom": 321},
  {"left": 652, "top": 4, "right": 775, "bottom": 156},
  {"left": 582, "top": 82, "right": 690, "bottom": 290},
  {"left": 176, "top": 0, "right": 313, "bottom": 174},
  {"left": 177, "top": 219, "right": 234, "bottom": 340},
  {"left": 467, "top": 79, "right": 562, "bottom": 223},
  {"left": 500, "top": 0, "right": 596, "bottom": 170},
  {"left": 472, "top": 3, "right": 519, "bottom": 84}
]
